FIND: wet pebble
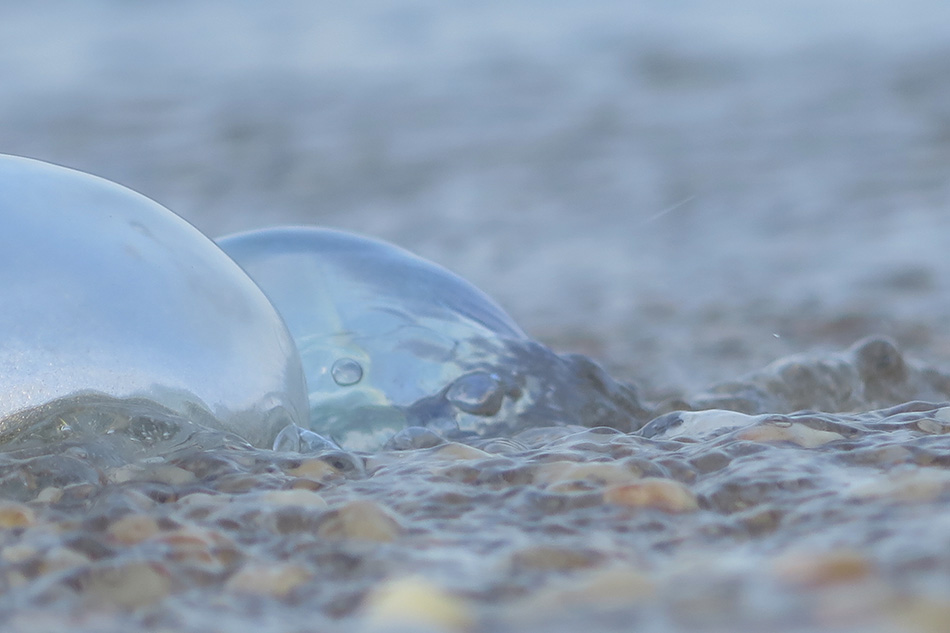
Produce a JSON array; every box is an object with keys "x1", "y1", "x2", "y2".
[
  {"x1": 226, "y1": 562, "x2": 312, "y2": 599},
  {"x1": 79, "y1": 560, "x2": 172, "y2": 609},
  {"x1": 736, "y1": 420, "x2": 845, "y2": 448},
  {"x1": 0, "y1": 502, "x2": 36, "y2": 528},
  {"x1": 603, "y1": 478, "x2": 699, "y2": 513},
  {"x1": 317, "y1": 500, "x2": 403, "y2": 542},
  {"x1": 773, "y1": 549, "x2": 874, "y2": 587},
  {"x1": 361, "y1": 576, "x2": 474, "y2": 632},
  {"x1": 106, "y1": 513, "x2": 161, "y2": 544}
]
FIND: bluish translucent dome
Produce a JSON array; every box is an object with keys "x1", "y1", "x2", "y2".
[
  {"x1": 0, "y1": 155, "x2": 308, "y2": 448},
  {"x1": 218, "y1": 227, "x2": 648, "y2": 451},
  {"x1": 218, "y1": 227, "x2": 530, "y2": 449}
]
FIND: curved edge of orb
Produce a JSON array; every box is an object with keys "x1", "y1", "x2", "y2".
[{"x1": 0, "y1": 154, "x2": 310, "y2": 449}]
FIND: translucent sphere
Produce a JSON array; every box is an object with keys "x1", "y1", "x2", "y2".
[
  {"x1": 218, "y1": 227, "x2": 650, "y2": 451},
  {"x1": 217, "y1": 227, "x2": 531, "y2": 450},
  {"x1": 0, "y1": 155, "x2": 308, "y2": 448}
]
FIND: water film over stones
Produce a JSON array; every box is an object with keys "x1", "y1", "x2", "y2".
[{"x1": 0, "y1": 155, "x2": 309, "y2": 449}]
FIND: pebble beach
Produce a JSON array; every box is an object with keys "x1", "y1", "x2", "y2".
[{"x1": 2, "y1": 2, "x2": 950, "y2": 631}]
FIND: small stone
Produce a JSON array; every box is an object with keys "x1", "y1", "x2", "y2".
[
  {"x1": 40, "y1": 547, "x2": 91, "y2": 574},
  {"x1": 155, "y1": 525, "x2": 236, "y2": 569},
  {"x1": 176, "y1": 492, "x2": 227, "y2": 509},
  {"x1": 82, "y1": 561, "x2": 172, "y2": 608},
  {"x1": 259, "y1": 489, "x2": 328, "y2": 509},
  {"x1": 510, "y1": 546, "x2": 603, "y2": 571},
  {"x1": 917, "y1": 417, "x2": 950, "y2": 434},
  {"x1": 738, "y1": 421, "x2": 844, "y2": 448},
  {"x1": 226, "y1": 562, "x2": 311, "y2": 598},
  {"x1": 107, "y1": 514, "x2": 162, "y2": 544},
  {"x1": 847, "y1": 468, "x2": 950, "y2": 502},
  {"x1": 111, "y1": 463, "x2": 196, "y2": 486},
  {"x1": 34, "y1": 487, "x2": 64, "y2": 503},
  {"x1": 534, "y1": 461, "x2": 640, "y2": 487},
  {"x1": 0, "y1": 502, "x2": 36, "y2": 528},
  {"x1": 362, "y1": 576, "x2": 474, "y2": 632},
  {"x1": 317, "y1": 500, "x2": 402, "y2": 542},
  {"x1": 512, "y1": 564, "x2": 654, "y2": 615},
  {"x1": 894, "y1": 597, "x2": 950, "y2": 633},
  {"x1": 2, "y1": 544, "x2": 37, "y2": 563},
  {"x1": 604, "y1": 478, "x2": 698, "y2": 513},
  {"x1": 431, "y1": 443, "x2": 491, "y2": 461},
  {"x1": 286, "y1": 458, "x2": 341, "y2": 481},
  {"x1": 774, "y1": 550, "x2": 873, "y2": 587}
]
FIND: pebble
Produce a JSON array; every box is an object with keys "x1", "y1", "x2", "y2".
[
  {"x1": 258, "y1": 488, "x2": 328, "y2": 509},
  {"x1": 2, "y1": 544, "x2": 38, "y2": 563},
  {"x1": 82, "y1": 561, "x2": 172, "y2": 608},
  {"x1": 40, "y1": 546, "x2": 92, "y2": 574},
  {"x1": 155, "y1": 525, "x2": 239, "y2": 571},
  {"x1": 226, "y1": 562, "x2": 312, "y2": 598},
  {"x1": 511, "y1": 564, "x2": 654, "y2": 615},
  {"x1": 773, "y1": 549, "x2": 874, "y2": 587},
  {"x1": 34, "y1": 487, "x2": 63, "y2": 503},
  {"x1": 603, "y1": 478, "x2": 698, "y2": 512},
  {"x1": 317, "y1": 500, "x2": 403, "y2": 542},
  {"x1": 106, "y1": 514, "x2": 162, "y2": 544},
  {"x1": 361, "y1": 576, "x2": 474, "y2": 632},
  {"x1": 0, "y1": 502, "x2": 36, "y2": 528},
  {"x1": 286, "y1": 458, "x2": 343, "y2": 481},
  {"x1": 737, "y1": 421, "x2": 845, "y2": 448},
  {"x1": 533, "y1": 461, "x2": 641, "y2": 487},
  {"x1": 846, "y1": 468, "x2": 950, "y2": 502},
  {"x1": 431, "y1": 443, "x2": 492, "y2": 461},
  {"x1": 510, "y1": 545, "x2": 603, "y2": 571},
  {"x1": 110, "y1": 463, "x2": 196, "y2": 486}
]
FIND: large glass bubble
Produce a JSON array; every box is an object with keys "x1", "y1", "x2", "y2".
[
  {"x1": 0, "y1": 155, "x2": 308, "y2": 449},
  {"x1": 218, "y1": 227, "x2": 649, "y2": 451}
]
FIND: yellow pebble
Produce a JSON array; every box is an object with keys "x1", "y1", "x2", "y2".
[
  {"x1": 0, "y1": 502, "x2": 36, "y2": 528},
  {"x1": 431, "y1": 443, "x2": 492, "y2": 461},
  {"x1": 111, "y1": 463, "x2": 195, "y2": 486},
  {"x1": 287, "y1": 458, "x2": 340, "y2": 480},
  {"x1": 318, "y1": 500, "x2": 403, "y2": 542},
  {"x1": 83, "y1": 561, "x2": 172, "y2": 608},
  {"x1": 534, "y1": 461, "x2": 640, "y2": 487},
  {"x1": 362, "y1": 576, "x2": 474, "y2": 632},
  {"x1": 603, "y1": 478, "x2": 698, "y2": 513},
  {"x1": 226, "y1": 562, "x2": 311, "y2": 599},
  {"x1": 2, "y1": 544, "x2": 37, "y2": 563},
  {"x1": 40, "y1": 547, "x2": 91, "y2": 574},
  {"x1": 511, "y1": 564, "x2": 653, "y2": 616},
  {"x1": 107, "y1": 514, "x2": 162, "y2": 544},
  {"x1": 738, "y1": 421, "x2": 844, "y2": 448},
  {"x1": 773, "y1": 549, "x2": 873, "y2": 587}
]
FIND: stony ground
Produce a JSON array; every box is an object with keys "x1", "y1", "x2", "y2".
[{"x1": 1, "y1": 2, "x2": 950, "y2": 632}]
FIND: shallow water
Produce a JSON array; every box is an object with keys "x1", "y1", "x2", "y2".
[
  {"x1": 2, "y1": 1, "x2": 950, "y2": 632},
  {"x1": 3, "y1": 342, "x2": 950, "y2": 633}
]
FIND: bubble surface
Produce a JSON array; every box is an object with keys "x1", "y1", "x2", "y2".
[
  {"x1": 218, "y1": 227, "x2": 648, "y2": 450},
  {"x1": 0, "y1": 155, "x2": 308, "y2": 449}
]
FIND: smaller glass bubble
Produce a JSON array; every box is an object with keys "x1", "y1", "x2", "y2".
[
  {"x1": 331, "y1": 358, "x2": 364, "y2": 386},
  {"x1": 446, "y1": 371, "x2": 505, "y2": 416}
]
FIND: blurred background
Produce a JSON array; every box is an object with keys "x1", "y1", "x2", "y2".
[{"x1": 2, "y1": 0, "x2": 949, "y2": 401}]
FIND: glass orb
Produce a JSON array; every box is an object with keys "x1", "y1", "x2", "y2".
[{"x1": 0, "y1": 155, "x2": 308, "y2": 448}]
